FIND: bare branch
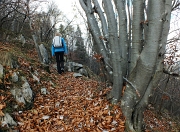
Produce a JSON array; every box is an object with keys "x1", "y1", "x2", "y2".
[{"x1": 123, "y1": 77, "x2": 141, "y2": 97}]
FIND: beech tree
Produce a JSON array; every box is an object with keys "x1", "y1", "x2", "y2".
[{"x1": 79, "y1": 0, "x2": 174, "y2": 131}]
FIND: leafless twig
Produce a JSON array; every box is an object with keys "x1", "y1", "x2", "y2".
[{"x1": 123, "y1": 77, "x2": 140, "y2": 97}]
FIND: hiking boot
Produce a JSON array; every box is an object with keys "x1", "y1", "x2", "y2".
[
  {"x1": 58, "y1": 71, "x2": 62, "y2": 74},
  {"x1": 61, "y1": 68, "x2": 64, "y2": 73}
]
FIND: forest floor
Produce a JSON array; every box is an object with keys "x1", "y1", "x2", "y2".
[{"x1": 0, "y1": 42, "x2": 180, "y2": 132}]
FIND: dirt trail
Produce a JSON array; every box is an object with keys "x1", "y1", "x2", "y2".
[{"x1": 15, "y1": 72, "x2": 125, "y2": 132}]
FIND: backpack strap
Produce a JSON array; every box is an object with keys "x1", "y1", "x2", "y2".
[
  {"x1": 60, "y1": 37, "x2": 63, "y2": 47},
  {"x1": 59, "y1": 36, "x2": 60, "y2": 44}
]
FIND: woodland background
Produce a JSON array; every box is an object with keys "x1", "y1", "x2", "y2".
[{"x1": 0, "y1": 0, "x2": 180, "y2": 131}]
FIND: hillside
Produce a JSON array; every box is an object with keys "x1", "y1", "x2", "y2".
[{"x1": 0, "y1": 42, "x2": 179, "y2": 132}]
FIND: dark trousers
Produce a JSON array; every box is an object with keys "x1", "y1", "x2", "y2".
[{"x1": 55, "y1": 52, "x2": 64, "y2": 74}]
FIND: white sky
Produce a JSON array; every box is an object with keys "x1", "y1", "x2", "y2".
[
  {"x1": 37, "y1": 0, "x2": 83, "y2": 26},
  {"x1": 40, "y1": 0, "x2": 179, "y2": 44},
  {"x1": 53, "y1": 0, "x2": 80, "y2": 19},
  {"x1": 50, "y1": 0, "x2": 86, "y2": 33}
]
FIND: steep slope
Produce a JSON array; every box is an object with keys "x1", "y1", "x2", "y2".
[{"x1": 0, "y1": 42, "x2": 179, "y2": 132}]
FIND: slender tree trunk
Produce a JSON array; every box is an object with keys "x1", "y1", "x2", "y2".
[
  {"x1": 103, "y1": 0, "x2": 123, "y2": 102},
  {"x1": 121, "y1": 0, "x2": 172, "y2": 131},
  {"x1": 79, "y1": 0, "x2": 173, "y2": 131},
  {"x1": 79, "y1": 0, "x2": 112, "y2": 83},
  {"x1": 130, "y1": 0, "x2": 144, "y2": 73},
  {"x1": 29, "y1": 19, "x2": 42, "y2": 63},
  {"x1": 25, "y1": 0, "x2": 42, "y2": 63},
  {"x1": 114, "y1": 0, "x2": 128, "y2": 77}
]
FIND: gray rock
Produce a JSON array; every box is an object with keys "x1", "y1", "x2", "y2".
[
  {"x1": 11, "y1": 72, "x2": 18, "y2": 82},
  {"x1": 41, "y1": 88, "x2": 47, "y2": 95},
  {"x1": 20, "y1": 76, "x2": 27, "y2": 82},
  {"x1": 10, "y1": 81, "x2": 33, "y2": 104},
  {"x1": 78, "y1": 68, "x2": 88, "y2": 77},
  {"x1": 73, "y1": 73, "x2": 83, "y2": 78},
  {"x1": 32, "y1": 73, "x2": 39, "y2": 83},
  {"x1": 39, "y1": 44, "x2": 49, "y2": 64},
  {"x1": 0, "y1": 64, "x2": 3, "y2": 79},
  {"x1": 10, "y1": 88, "x2": 26, "y2": 104},
  {"x1": 22, "y1": 82, "x2": 33, "y2": 103},
  {"x1": 65, "y1": 62, "x2": 83, "y2": 72},
  {"x1": 1, "y1": 113, "x2": 17, "y2": 127}
]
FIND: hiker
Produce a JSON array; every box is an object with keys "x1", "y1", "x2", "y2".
[{"x1": 51, "y1": 32, "x2": 68, "y2": 74}]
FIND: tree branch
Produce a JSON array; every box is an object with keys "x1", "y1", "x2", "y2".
[
  {"x1": 163, "y1": 68, "x2": 179, "y2": 76},
  {"x1": 123, "y1": 77, "x2": 140, "y2": 97}
]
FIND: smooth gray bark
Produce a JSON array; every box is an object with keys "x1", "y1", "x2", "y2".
[
  {"x1": 121, "y1": 0, "x2": 172, "y2": 131},
  {"x1": 103, "y1": 0, "x2": 123, "y2": 101},
  {"x1": 132, "y1": 1, "x2": 172, "y2": 128},
  {"x1": 92, "y1": 0, "x2": 109, "y2": 40},
  {"x1": 130, "y1": 0, "x2": 144, "y2": 73},
  {"x1": 114, "y1": 0, "x2": 128, "y2": 77},
  {"x1": 79, "y1": 0, "x2": 173, "y2": 131},
  {"x1": 79, "y1": 0, "x2": 112, "y2": 82}
]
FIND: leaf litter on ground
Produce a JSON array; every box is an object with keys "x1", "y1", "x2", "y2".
[
  {"x1": 0, "y1": 43, "x2": 179, "y2": 132},
  {"x1": 15, "y1": 72, "x2": 125, "y2": 132}
]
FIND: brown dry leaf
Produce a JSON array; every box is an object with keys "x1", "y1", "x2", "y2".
[
  {"x1": 0, "y1": 96, "x2": 5, "y2": 101},
  {"x1": 105, "y1": 116, "x2": 113, "y2": 123},
  {"x1": 0, "y1": 79, "x2": 3, "y2": 84},
  {"x1": 15, "y1": 73, "x2": 125, "y2": 132},
  {"x1": 0, "y1": 103, "x2": 6, "y2": 110},
  {"x1": 32, "y1": 109, "x2": 38, "y2": 115},
  {"x1": 0, "y1": 110, "x2": 4, "y2": 116}
]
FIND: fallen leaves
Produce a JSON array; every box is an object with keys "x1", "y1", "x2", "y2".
[
  {"x1": 1, "y1": 42, "x2": 179, "y2": 132},
  {"x1": 0, "y1": 96, "x2": 5, "y2": 102},
  {"x1": 144, "y1": 109, "x2": 180, "y2": 132},
  {"x1": 0, "y1": 102, "x2": 6, "y2": 110},
  {"x1": 15, "y1": 73, "x2": 125, "y2": 132},
  {"x1": 0, "y1": 96, "x2": 6, "y2": 117}
]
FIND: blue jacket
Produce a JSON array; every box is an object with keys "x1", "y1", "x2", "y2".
[{"x1": 51, "y1": 37, "x2": 68, "y2": 56}]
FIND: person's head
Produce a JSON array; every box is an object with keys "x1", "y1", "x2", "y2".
[{"x1": 55, "y1": 32, "x2": 61, "y2": 36}]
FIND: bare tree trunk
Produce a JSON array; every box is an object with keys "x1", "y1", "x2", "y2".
[
  {"x1": 79, "y1": 0, "x2": 112, "y2": 83},
  {"x1": 79, "y1": 0, "x2": 173, "y2": 131},
  {"x1": 103, "y1": 0, "x2": 123, "y2": 102},
  {"x1": 121, "y1": 0, "x2": 172, "y2": 131},
  {"x1": 24, "y1": 0, "x2": 43, "y2": 63},
  {"x1": 130, "y1": 0, "x2": 144, "y2": 73},
  {"x1": 29, "y1": 19, "x2": 42, "y2": 63},
  {"x1": 114, "y1": 0, "x2": 128, "y2": 77}
]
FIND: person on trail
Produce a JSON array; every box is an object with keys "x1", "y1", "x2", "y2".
[{"x1": 51, "y1": 32, "x2": 68, "y2": 74}]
